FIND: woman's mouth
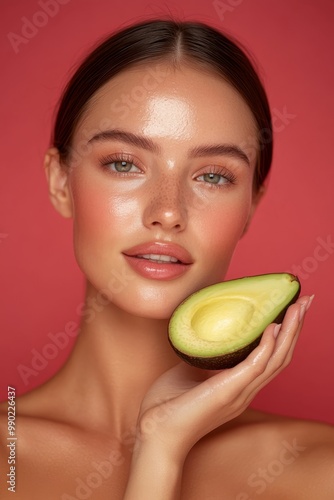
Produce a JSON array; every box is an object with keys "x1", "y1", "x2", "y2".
[
  {"x1": 137, "y1": 254, "x2": 180, "y2": 264},
  {"x1": 122, "y1": 242, "x2": 193, "y2": 280}
]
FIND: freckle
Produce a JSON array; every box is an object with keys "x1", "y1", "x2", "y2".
[{"x1": 150, "y1": 177, "x2": 183, "y2": 205}]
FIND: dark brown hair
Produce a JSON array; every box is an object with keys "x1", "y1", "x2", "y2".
[{"x1": 52, "y1": 18, "x2": 273, "y2": 190}]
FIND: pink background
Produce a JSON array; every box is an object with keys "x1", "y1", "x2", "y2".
[{"x1": 1, "y1": 0, "x2": 333, "y2": 424}]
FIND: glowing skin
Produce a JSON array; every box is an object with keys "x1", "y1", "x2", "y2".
[
  {"x1": 66, "y1": 63, "x2": 259, "y2": 319},
  {"x1": 6, "y1": 58, "x2": 324, "y2": 500},
  {"x1": 143, "y1": 95, "x2": 193, "y2": 139}
]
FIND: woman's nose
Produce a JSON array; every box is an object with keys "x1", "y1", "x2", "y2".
[{"x1": 142, "y1": 177, "x2": 188, "y2": 232}]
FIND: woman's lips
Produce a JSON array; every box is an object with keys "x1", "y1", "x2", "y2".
[
  {"x1": 123, "y1": 241, "x2": 193, "y2": 264},
  {"x1": 122, "y1": 241, "x2": 193, "y2": 280}
]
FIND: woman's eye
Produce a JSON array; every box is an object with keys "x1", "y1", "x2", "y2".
[
  {"x1": 197, "y1": 172, "x2": 229, "y2": 185},
  {"x1": 111, "y1": 160, "x2": 141, "y2": 173}
]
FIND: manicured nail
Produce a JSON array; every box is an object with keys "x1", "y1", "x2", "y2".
[
  {"x1": 306, "y1": 294, "x2": 315, "y2": 311},
  {"x1": 299, "y1": 303, "x2": 306, "y2": 321},
  {"x1": 273, "y1": 323, "x2": 282, "y2": 338}
]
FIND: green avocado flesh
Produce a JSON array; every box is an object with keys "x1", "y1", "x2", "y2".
[{"x1": 168, "y1": 273, "x2": 301, "y2": 369}]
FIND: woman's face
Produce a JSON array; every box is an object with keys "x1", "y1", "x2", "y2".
[{"x1": 64, "y1": 62, "x2": 260, "y2": 319}]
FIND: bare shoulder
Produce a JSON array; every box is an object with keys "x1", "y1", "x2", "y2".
[
  {"x1": 0, "y1": 387, "x2": 98, "y2": 499},
  {"x1": 288, "y1": 416, "x2": 334, "y2": 499},
  {"x1": 0, "y1": 388, "x2": 58, "y2": 498},
  {"x1": 0, "y1": 386, "x2": 130, "y2": 499},
  {"x1": 181, "y1": 408, "x2": 334, "y2": 500}
]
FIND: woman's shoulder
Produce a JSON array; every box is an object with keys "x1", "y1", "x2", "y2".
[
  {"x1": 0, "y1": 383, "x2": 99, "y2": 452},
  {"x1": 0, "y1": 383, "x2": 60, "y2": 443},
  {"x1": 0, "y1": 387, "x2": 123, "y2": 499},
  {"x1": 181, "y1": 408, "x2": 334, "y2": 499}
]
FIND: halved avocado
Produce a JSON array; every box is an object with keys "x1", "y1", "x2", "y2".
[{"x1": 168, "y1": 273, "x2": 301, "y2": 369}]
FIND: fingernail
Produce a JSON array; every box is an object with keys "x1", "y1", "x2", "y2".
[
  {"x1": 299, "y1": 303, "x2": 306, "y2": 321},
  {"x1": 273, "y1": 323, "x2": 282, "y2": 338},
  {"x1": 306, "y1": 294, "x2": 315, "y2": 311}
]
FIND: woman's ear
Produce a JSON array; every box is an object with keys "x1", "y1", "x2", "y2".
[
  {"x1": 242, "y1": 184, "x2": 266, "y2": 237},
  {"x1": 44, "y1": 148, "x2": 73, "y2": 218}
]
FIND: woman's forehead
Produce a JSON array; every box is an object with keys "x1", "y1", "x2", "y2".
[{"x1": 76, "y1": 62, "x2": 258, "y2": 150}]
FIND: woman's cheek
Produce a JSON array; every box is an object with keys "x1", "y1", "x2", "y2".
[
  {"x1": 71, "y1": 186, "x2": 109, "y2": 247},
  {"x1": 68, "y1": 175, "x2": 124, "y2": 271},
  {"x1": 71, "y1": 167, "x2": 128, "y2": 225},
  {"x1": 196, "y1": 195, "x2": 252, "y2": 277}
]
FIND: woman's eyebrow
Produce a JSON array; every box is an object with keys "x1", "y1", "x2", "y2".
[
  {"x1": 88, "y1": 128, "x2": 159, "y2": 154},
  {"x1": 88, "y1": 129, "x2": 250, "y2": 166},
  {"x1": 189, "y1": 144, "x2": 250, "y2": 166}
]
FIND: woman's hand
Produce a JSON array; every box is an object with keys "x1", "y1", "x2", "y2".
[
  {"x1": 137, "y1": 295, "x2": 312, "y2": 457},
  {"x1": 123, "y1": 295, "x2": 313, "y2": 500}
]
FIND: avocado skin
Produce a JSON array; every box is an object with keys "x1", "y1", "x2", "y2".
[
  {"x1": 168, "y1": 276, "x2": 301, "y2": 370},
  {"x1": 170, "y1": 335, "x2": 262, "y2": 369}
]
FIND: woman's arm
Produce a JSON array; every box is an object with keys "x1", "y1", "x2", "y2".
[
  {"x1": 123, "y1": 440, "x2": 184, "y2": 500},
  {"x1": 123, "y1": 296, "x2": 311, "y2": 499}
]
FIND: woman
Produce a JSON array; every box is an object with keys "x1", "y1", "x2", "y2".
[{"x1": 1, "y1": 18, "x2": 333, "y2": 499}]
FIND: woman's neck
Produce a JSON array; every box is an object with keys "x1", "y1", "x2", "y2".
[{"x1": 54, "y1": 281, "x2": 181, "y2": 436}]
